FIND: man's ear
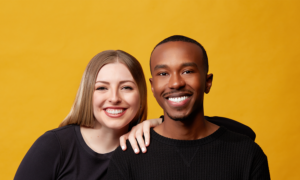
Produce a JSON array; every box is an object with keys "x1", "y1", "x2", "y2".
[
  {"x1": 149, "y1": 78, "x2": 154, "y2": 93},
  {"x1": 205, "y1": 74, "x2": 213, "y2": 94}
]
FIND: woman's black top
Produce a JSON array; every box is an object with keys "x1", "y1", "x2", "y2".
[{"x1": 14, "y1": 125, "x2": 113, "y2": 180}]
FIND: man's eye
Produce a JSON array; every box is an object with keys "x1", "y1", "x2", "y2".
[
  {"x1": 158, "y1": 72, "x2": 168, "y2": 76},
  {"x1": 183, "y1": 70, "x2": 192, "y2": 74},
  {"x1": 122, "y1": 86, "x2": 133, "y2": 90},
  {"x1": 96, "y1": 87, "x2": 107, "y2": 90}
]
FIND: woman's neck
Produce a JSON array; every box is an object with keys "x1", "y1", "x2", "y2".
[{"x1": 80, "y1": 123, "x2": 128, "y2": 154}]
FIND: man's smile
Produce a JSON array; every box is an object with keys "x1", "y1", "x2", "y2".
[{"x1": 168, "y1": 96, "x2": 189, "y2": 103}]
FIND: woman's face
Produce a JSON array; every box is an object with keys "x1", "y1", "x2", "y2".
[{"x1": 93, "y1": 62, "x2": 140, "y2": 130}]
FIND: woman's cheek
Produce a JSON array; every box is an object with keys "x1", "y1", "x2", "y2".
[{"x1": 126, "y1": 91, "x2": 140, "y2": 109}]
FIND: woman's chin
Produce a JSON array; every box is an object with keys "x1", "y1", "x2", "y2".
[{"x1": 100, "y1": 121, "x2": 131, "y2": 131}]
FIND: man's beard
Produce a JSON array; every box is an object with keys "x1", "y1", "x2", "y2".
[
  {"x1": 165, "y1": 105, "x2": 200, "y2": 122},
  {"x1": 166, "y1": 111, "x2": 190, "y2": 121}
]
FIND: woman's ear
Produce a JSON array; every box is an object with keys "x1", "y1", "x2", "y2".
[{"x1": 205, "y1": 74, "x2": 213, "y2": 94}]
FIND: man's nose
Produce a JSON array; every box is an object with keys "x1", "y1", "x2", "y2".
[{"x1": 168, "y1": 73, "x2": 186, "y2": 89}]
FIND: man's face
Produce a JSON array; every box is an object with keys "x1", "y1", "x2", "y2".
[{"x1": 150, "y1": 41, "x2": 212, "y2": 121}]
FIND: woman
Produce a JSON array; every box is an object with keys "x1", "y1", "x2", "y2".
[{"x1": 14, "y1": 50, "x2": 161, "y2": 180}]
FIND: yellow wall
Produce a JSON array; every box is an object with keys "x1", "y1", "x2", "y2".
[{"x1": 1, "y1": 0, "x2": 299, "y2": 179}]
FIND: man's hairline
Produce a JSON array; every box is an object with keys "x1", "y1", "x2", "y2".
[{"x1": 150, "y1": 41, "x2": 207, "y2": 75}]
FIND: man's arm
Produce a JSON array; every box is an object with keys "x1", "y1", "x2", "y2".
[
  {"x1": 251, "y1": 158, "x2": 270, "y2": 180},
  {"x1": 250, "y1": 144, "x2": 271, "y2": 180}
]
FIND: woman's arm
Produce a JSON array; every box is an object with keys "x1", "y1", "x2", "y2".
[
  {"x1": 14, "y1": 132, "x2": 61, "y2": 180},
  {"x1": 119, "y1": 118, "x2": 162, "y2": 154}
]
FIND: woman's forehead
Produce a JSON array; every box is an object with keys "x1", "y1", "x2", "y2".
[{"x1": 96, "y1": 63, "x2": 134, "y2": 81}]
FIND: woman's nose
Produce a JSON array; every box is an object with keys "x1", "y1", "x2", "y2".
[{"x1": 108, "y1": 90, "x2": 122, "y2": 104}]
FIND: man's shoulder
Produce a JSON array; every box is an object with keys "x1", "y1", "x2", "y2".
[
  {"x1": 112, "y1": 140, "x2": 138, "y2": 159},
  {"x1": 220, "y1": 127, "x2": 265, "y2": 155},
  {"x1": 205, "y1": 116, "x2": 256, "y2": 141},
  {"x1": 109, "y1": 140, "x2": 139, "y2": 178}
]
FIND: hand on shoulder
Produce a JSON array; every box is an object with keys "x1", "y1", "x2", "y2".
[{"x1": 119, "y1": 118, "x2": 162, "y2": 154}]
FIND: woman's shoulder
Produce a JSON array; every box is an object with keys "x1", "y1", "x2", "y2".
[
  {"x1": 45, "y1": 124, "x2": 79, "y2": 135},
  {"x1": 13, "y1": 125, "x2": 77, "y2": 179},
  {"x1": 29, "y1": 125, "x2": 77, "y2": 153},
  {"x1": 44, "y1": 124, "x2": 79, "y2": 150}
]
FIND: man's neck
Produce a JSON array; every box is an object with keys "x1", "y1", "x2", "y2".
[{"x1": 154, "y1": 111, "x2": 219, "y2": 140}]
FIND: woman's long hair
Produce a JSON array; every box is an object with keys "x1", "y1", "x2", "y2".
[{"x1": 59, "y1": 50, "x2": 147, "y2": 128}]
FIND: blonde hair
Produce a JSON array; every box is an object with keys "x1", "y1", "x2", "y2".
[{"x1": 59, "y1": 50, "x2": 147, "y2": 128}]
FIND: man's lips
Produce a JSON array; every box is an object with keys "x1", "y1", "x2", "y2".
[
  {"x1": 166, "y1": 95, "x2": 191, "y2": 105},
  {"x1": 168, "y1": 96, "x2": 189, "y2": 103},
  {"x1": 163, "y1": 90, "x2": 193, "y2": 99},
  {"x1": 162, "y1": 91, "x2": 193, "y2": 107}
]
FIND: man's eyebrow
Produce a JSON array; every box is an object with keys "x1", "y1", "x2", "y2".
[
  {"x1": 154, "y1": 64, "x2": 168, "y2": 71},
  {"x1": 181, "y1": 62, "x2": 198, "y2": 68}
]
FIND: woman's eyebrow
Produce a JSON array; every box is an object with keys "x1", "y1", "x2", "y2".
[
  {"x1": 119, "y1": 80, "x2": 136, "y2": 84},
  {"x1": 95, "y1": 80, "x2": 136, "y2": 84},
  {"x1": 95, "y1": 81, "x2": 109, "y2": 84}
]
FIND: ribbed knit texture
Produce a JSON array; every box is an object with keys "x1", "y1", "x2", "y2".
[{"x1": 107, "y1": 127, "x2": 270, "y2": 180}]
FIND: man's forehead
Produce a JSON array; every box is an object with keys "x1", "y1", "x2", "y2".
[{"x1": 150, "y1": 41, "x2": 204, "y2": 70}]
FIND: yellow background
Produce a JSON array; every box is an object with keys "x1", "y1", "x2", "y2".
[{"x1": 1, "y1": 0, "x2": 299, "y2": 179}]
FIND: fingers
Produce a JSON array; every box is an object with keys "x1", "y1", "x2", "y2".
[
  {"x1": 136, "y1": 130, "x2": 147, "y2": 153},
  {"x1": 119, "y1": 133, "x2": 128, "y2": 151},
  {"x1": 143, "y1": 122, "x2": 151, "y2": 147},
  {"x1": 128, "y1": 130, "x2": 140, "y2": 154},
  {"x1": 125, "y1": 119, "x2": 160, "y2": 154}
]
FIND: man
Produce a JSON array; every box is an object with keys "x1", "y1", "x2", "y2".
[{"x1": 107, "y1": 35, "x2": 270, "y2": 179}]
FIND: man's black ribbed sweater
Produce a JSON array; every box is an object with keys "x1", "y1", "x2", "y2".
[{"x1": 107, "y1": 127, "x2": 270, "y2": 180}]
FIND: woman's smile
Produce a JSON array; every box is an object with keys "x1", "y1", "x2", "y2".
[{"x1": 104, "y1": 107, "x2": 127, "y2": 118}]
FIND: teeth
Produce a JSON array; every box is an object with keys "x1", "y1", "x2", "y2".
[
  {"x1": 168, "y1": 96, "x2": 188, "y2": 103},
  {"x1": 106, "y1": 109, "x2": 124, "y2": 114}
]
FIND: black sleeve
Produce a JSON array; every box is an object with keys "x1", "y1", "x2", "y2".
[
  {"x1": 250, "y1": 144, "x2": 271, "y2": 180},
  {"x1": 14, "y1": 131, "x2": 61, "y2": 180}
]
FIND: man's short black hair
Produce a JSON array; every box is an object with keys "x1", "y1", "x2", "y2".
[{"x1": 150, "y1": 35, "x2": 209, "y2": 74}]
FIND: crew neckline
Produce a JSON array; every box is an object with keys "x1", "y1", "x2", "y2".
[
  {"x1": 150, "y1": 126, "x2": 226, "y2": 147},
  {"x1": 74, "y1": 125, "x2": 114, "y2": 159}
]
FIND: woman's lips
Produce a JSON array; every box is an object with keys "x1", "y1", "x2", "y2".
[{"x1": 104, "y1": 108, "x2": 127, "y2": 118}]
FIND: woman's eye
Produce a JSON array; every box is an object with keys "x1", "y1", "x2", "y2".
[
  {"x1": 122, "y1": 86, "x2": 133, "y2": 90},
  {"x1": 96, "y1": 87, "x2": 107, "y2": 90}
]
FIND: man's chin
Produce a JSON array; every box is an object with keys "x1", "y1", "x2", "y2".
[{"x1": 166, "y1": 112, "x2": 189, "y2": 121}]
